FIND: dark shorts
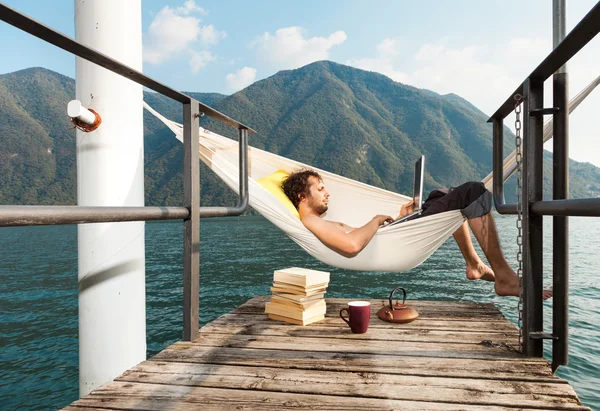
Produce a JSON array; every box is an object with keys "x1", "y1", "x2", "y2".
[{"x1": 420, "y1": 181, "x2": 492, "y2": 219}]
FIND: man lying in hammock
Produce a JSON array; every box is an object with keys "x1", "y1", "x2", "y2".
[{"x1": 282, "y1": 169, "x2": 552, "y2": 300}]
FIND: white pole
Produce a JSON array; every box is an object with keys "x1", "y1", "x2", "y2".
[{"x1": 74, "y1": 0, "x2": 146, "y2": 396}]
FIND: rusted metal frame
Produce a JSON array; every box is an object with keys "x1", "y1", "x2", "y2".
[
  {"x1": 492, "y1": 118, "x2": 518, "y2": 215},
  {"x1": 552, "y1": 66, "x2": 569, "y2": 371},
  {"x1": 531, "y1": 199, "x2": 600, "y2": 215},
  {"x1": 183, "y1": 101, "x2": 201, "y2": 342},
  {"x1": 0, "y1": 206, "x2": 188, "y2": 227},
  {"x1": 199, "y1": 128, "x2": 249, "y2": 218},
  {"x1": 521, "y1": 78, "x2": 545, "y2": 357}
]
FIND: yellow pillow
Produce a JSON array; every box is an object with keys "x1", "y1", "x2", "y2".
[{"x1": 257, "y1": 170, "x2": 300, "y2": 219}]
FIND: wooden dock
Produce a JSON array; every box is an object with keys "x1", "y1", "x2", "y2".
[{"x1": 65, "y1": 297, "x2": 590, "y2": 410}]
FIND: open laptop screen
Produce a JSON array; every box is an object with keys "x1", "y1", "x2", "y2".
[
  {"x1": 384, "y1": 155, "x2": 425, "y2": 228},
  {"x1": 413, "y1": 155, "x2": 425, "y2": 209}
]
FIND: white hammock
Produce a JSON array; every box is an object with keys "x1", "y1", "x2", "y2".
[
  {"x1": 144, "y1": 102, "x2": 465, "y2": 272},
  {"x1": 143, "y1": 75, "x2": 598, "y2": 272}
]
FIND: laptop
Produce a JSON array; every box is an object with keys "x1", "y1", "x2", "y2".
[{"x1": 386, "y1": 155, "x2": 425, "y2": 227}]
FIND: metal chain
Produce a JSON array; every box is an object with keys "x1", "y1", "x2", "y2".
[{"x1": 514, "y1": 94, "x2": 524, "y2": 352}]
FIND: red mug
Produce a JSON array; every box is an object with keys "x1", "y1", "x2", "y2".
[{"x1": 340, "y1": 301, "x2": 371, "y2": 334}]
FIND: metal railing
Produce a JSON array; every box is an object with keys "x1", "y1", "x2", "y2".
[
  {"x1": 0, "y1": 2, "x2": 255, "y2": 342},
  {"x1": 488, "y1": 0, "x2": 600, "y2": 371}
]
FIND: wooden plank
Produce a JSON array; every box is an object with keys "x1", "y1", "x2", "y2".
[
  {"x1": 243, "y1": 296, "x2": 500, "y2": 310},
  {"x1": 236, "y1": 295, "x2": 500, "y2": 313},
  {"x1": 152, "y1": 344, "x2": 554, "y2": 381},
  {"x1": 233, "y1": 297, "x2": 508, "y2": 320},
  {"x1": 133, "y1": 362, "x2": 568, "y2": 395},
  {"x1": 239, "y1": 296, "x2": 502, "y2": 312},
  {"x1": 232, "y1": 306, "x2": 508, "y2": 321},
  {"x1": 207, "y1": 312, "x2": 518, "y2": 332},
  {"x1": 116, "y1": 362, "x2": 583, "y2": 408},
  {"x1": 62, "y1": 298, "x2": 591, "y2": 411},
  {"x1": 189, "y1": 332, "x2": 526, "y2": 360},
  {"x1": 67, "y1": 381, "x2": 591, "y2": 411},
  {"x1": 200, "y1": 319, "x2": 517, "y2": 344}
]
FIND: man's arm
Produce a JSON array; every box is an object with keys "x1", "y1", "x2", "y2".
[
  {"x1": 334, "y1": 221, "x2": 355, "y2": 232},
  {"x1": 302, "y1": 214, "x2": 393, "y2": 258}
]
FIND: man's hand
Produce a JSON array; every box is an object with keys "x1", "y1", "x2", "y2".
[
  {"x1": 398, "y1": 200, "x2": 415, "y2": 219},
  {"x1": 374, "y1": 214, "x2": 394, "y2": 226}
]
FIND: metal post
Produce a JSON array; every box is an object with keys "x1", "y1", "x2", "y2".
[
  {"x1": 492, "y1": 117, "x2": 517, "y2": 214},
  {"x1": 199, "y1": 128, "x2": 250, "y2": 218},
  {"x1": 552, "y1": 0, "x2": 569, "y2": 372},
  {"x1": 492, "y1": 118, "x2": 505, "y2": 206},
  {"x1": 522, "y1": 78, "x2": 545, "y2": 356},
  {"x1": 183, "y1": 101, "x2": 200, "y2": 341},
  {"x1": 238, "y1": 128, "x2": 249, "y2": 204}
]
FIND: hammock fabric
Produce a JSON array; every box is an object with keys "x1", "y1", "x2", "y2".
[
  {"x1": 144, "y1": 103, "x2": 465, "y2": 272},
  {"x1": 144, "y1": 74, "x2": 599, "y2": 272}
]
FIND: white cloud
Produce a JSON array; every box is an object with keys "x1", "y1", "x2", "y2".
[
  {"x1": 346, "y1": 38, "x2": 549, "y2": 116},
  {"x1": 226, "y1": 67, "x2": 257, "y2": 91},
  {"x1": 410, "y1": 43, "x2": 518, "y2": 112},
  {"x1": 377, "y1": 38, "x2": 398, "y2": 58},
  {"x1": 252, "y1": 27, "x2": 346, "y2": 69},
  {"x1": 199, "y1": 24, "x2": 226, "y2": 46},
  {"x1": 190, "y1": 50, "x2": 216, "y2": 73},
  {"x1": 505, "y1": 38, "x2": 550, "y2": 61},
  {"x1": 411, "y1": 39, "x2": 600, "y2": 167},
  {"x1": 144, "y1": 6, "x2": 201, "y2": 64},
  {"x1": 557, "y1": 45, "x2": 600, "y2": 166},
  {"x1": 346, "y1": 39, "x2": 408, "y2": 83},
  {"x1": 345, "y1": 36, "x2": 600, "y2": 166},
  {"x1": 176, "y1": 0, "x2": 206, "y2": 15},
  {"x1": 144, "y1": 1, "x2": 224, "y2": 70}
]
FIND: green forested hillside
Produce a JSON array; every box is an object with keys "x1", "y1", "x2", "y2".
[
  {"x1": 145, "y1": 61, "x2": 514, "y2": 206},
  {"x1": 0, "y1": 63, "x2": 598, "y2": 208},
  {"x1": 0, "y1": 68, "x2": 75, "y2": 204}
]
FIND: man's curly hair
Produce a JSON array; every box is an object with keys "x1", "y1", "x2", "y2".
[{"x1": 282, "y1": 169, "x2": 322, "y2": 210}]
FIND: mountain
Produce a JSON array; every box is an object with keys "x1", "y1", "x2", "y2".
[
  {"x1": 143, "y1": 61, "x2": 600, "y2": 204},
  {"x1": 0, "y1": 63, "x2": 599, "y2": 208},
  {"x1": 145, "y1": 61, "x2": 512, "y2": 205}
]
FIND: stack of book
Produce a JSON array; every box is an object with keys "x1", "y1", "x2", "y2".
[{"x1": 265, "y1": 267, "x2": 330, "y2": 326}]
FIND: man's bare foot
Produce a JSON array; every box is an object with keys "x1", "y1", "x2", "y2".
[
  {"x1": 494, "y1": 275, "x2": 520, "y2": 297},
  {"x1": 466, "y1": 262, "x2": 496, "y2": 282},
  {"x1": 494, "y1": 269, "x2": 553, "y2": 300}
]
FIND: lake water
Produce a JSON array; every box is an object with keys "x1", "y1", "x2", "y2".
[{"x1": 1, "y1": 214, "x2": 599, "y2": 410}]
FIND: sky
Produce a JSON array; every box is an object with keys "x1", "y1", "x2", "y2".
[{"x1": 1, "y1": 0, "x2": 599, "y2": 167}]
